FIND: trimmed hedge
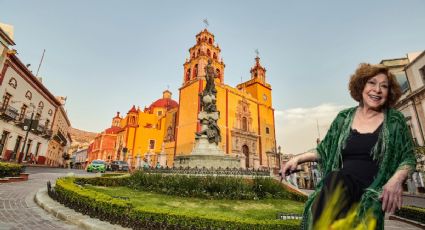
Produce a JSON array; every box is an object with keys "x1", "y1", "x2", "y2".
[
  {"x1": 75, "y1": 171, "x2": 307, "y2": 201},
  {"x1": 101, "y1": 173, "x2": 126, "y2": 177},
  {"x1": 0, "y1": 162, "x2": 24, "y2": 178},
  {"x1": 53, "y1": 177, "x2": 301, "y2": 230},
  {"x1": 395, "y1": 205, "x2": 425, "y2": 224}
]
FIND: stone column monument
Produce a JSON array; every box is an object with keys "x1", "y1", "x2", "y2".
[{"x1": 174, "y1": 59, "x2": 240, "y2": 169}]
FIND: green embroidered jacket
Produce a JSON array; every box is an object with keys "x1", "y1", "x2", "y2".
[{"x1": 302, "y1": 107, "x2": 416, "y2": 230}]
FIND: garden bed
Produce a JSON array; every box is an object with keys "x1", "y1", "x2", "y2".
[{"x1": 50, "y1": 172, "x2": 306, "y2": 229}]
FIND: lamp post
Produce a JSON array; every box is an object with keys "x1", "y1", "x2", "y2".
[
  {"x1": 19, "y1": 111, "x2": 34, "y2": 163},
  {"x1": 17, "y1": 102, "x2": 36, "y2": 163}
]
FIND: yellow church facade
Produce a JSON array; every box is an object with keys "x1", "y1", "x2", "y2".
[
  {"x1": 173, "y1": 29, "x2": 277, "y2": 169},
  {"x1": 91, "y1": 29, "x2": 278, "y2": 169}
]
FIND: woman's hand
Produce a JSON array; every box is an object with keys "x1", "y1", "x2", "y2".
[
  {"x1": 282, "y1": 156, "x2": 299, "y2": 177},
  {"x1": 380, "y1": 169, "x2": 408, "y2": 214}
]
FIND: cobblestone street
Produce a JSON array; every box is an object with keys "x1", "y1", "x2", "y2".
[{"x1": 0, "y1": 167, "x2": 87, "y2": 230}]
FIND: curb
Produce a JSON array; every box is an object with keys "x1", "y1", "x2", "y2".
[
  {"x1": 389, "y1": 215, "x2": 425, "y2": 229},
  {"x1": 34, "y1": 187, "x2": 130, "y2": 230},
  {"x1": 403, "y1": 193, "x2": 425, "y2": 199}
]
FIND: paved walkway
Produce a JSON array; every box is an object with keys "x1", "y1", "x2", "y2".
[{"x1": 0, "y1": 172, "x2": 79, "y2": 230}]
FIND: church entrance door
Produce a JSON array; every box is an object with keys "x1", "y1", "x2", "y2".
[{"x1": 242, "y1": 145, "x2": 249, "y2": 168}]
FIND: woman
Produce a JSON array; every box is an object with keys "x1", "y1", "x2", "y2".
[{"x1": 282, "y1": 63, "x2": 416, "y2": 229}]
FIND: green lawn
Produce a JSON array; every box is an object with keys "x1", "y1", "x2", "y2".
[{"x1": 85, "y1": 185, "x2": 305, "y2": 221}]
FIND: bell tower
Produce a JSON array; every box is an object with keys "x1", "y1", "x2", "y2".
[
  {"x1": 250, "y1": 56, "x2": 266, "y2": 84},
  {"x1": 111, "y1": 112, "x2": 122, "y2": 127},
  {"x1": 182, "y1": 29, "x2": 225, "y2": 85},
  {"x1": 237, "y1": 55, "x2": 272, "y2": 107}
]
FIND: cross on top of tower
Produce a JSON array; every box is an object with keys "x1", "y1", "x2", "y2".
[
  {"x1": 255, "y1": 49, "x2": 259, "y2": 57},
  {"x1": 203, "y1": 19, "x2": 209, "y2": 28}
]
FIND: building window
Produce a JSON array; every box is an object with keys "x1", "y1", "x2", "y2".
[
  {"x1": 242, "y1": 117, "x2": 248, "y2": 131},
  {"x1": 157, "y1": 111, "x2": 163, "y2": 116},
  {"x1": 38, "y1": 101, "x2": 44, "y2": 111},
  {"x1": 45, "y1": 119, "x2": 50, "y2": 129},
  {"x1": 186, "y1": 69, "x2": 191, "y2": 81},
  {"x1": 266, "y1": 127, "x2": 270, "y2": 134},
  {"x1": 395, "y1": 72, "x2": 409, "y2": 93},
  {"x1": 129, "y1": 116, "x2": 135, "y2": 125},
  {"x1": 1, "y1": 93, "x2": 12, "y2": 110},
  {"x1": 193, "y1": 64, "x2": 198, "y2": 78},
  {"x1": 420, "y1": 65, "x2": 425, "y2": 83},
  {"x1": 35, "y1": 113, "x2": 41, "y2": 121},
  {"x1": 19, "y1": 104, "x2": 27, "y2": 121},
  {"x1": 149, "y1": 140, "x2": 155, "y2": 150},
  {"x1": 25, "y1": 91, "x2": 32, "y2": 100},
  {"x1": 8, "y1": 78, "x2": 17, "y2": 89}
]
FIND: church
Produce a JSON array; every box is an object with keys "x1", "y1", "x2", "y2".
[{"x1": 88, "y1": 29, "x2": 278, "y2": 169}]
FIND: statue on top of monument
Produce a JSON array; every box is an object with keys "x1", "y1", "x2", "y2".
[
  {"x1": 203, "y1": 59, "x2": 217, "y2": 96},
  {"x1": 195, "y1": 58, "x2": 222, "y2": 145}
]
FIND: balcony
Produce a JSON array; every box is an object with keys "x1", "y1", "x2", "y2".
[
  {"x1": 34, "y1": 123, "x2": 45, "y2": 135},
  {"x1": 53, "y1": 130, "x2": 67, "y2": 146},
  {"x1": 0, "y1": 103, "x2": 19, "y2": 122},
  {"x1": 43, "y1": 129, "x2": 53, "y2": 139}
]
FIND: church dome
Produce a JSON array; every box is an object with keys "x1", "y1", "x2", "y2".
[
  {"x1": 148, "y1": 90, "x2": 179, "y2": 111},
  {"x1": 148, "y1": 97, "x2": 178, "y2": 110}
]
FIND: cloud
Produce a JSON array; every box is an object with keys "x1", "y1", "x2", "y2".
[{"x1": 275, "y1": 103, "x2": 349, "y2": 154}]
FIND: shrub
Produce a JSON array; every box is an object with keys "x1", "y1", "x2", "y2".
[
  {"x1": 101, "y1": 173, "x2": 127, "y2": 177},
  {"x1": 75, "y1": 171, "x2": 307, "y2": 201},
  {"x1": 74, "y1": 175, "x2": 130, "y2": 187},
  {"x1": 395, "y1": 206, "x2": 425, "y2": 224},
  {"x1": 52, "y1": 177, "x2": 301, "y2": 230},
  {"x1": 0, "y1": 162, "x2": 24, "y2": 178}
]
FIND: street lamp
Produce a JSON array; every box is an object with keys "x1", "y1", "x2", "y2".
[{"x1": 19, "y1": 103, "x2": 36, "y2": 163}]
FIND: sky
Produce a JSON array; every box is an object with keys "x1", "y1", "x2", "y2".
[{"x1": 1, "y1": 0, "x2": 424, "y2": 154}]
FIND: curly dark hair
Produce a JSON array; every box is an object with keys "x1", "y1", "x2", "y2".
[{"x1": 349, "y1": 63, "x2": 402, "y2": 108}]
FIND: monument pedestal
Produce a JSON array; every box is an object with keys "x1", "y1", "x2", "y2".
[{"x1": 174, "y1": 136, "x2": 240, "y2": 169}]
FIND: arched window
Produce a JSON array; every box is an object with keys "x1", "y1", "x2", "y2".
[
  {"x1": 208, "y1": 38, "x2": 212, "y2": 44},
  {"x1": 213, "y1": 53, "x2": 217, "y2": 60},
  {"x1": 216, "y1": 69, "x2": 221, "y2": 82},
  {"x1": 186, "y1": 68, "x2": 191, "y2": 81},
  {"x1": 8, "y1": 78, "x2": 17, "y2": 89},
  {"x1": 25, "y1": 91, "x2": 32, "y2": 100},
  {"x1": 38, "y1": 101, "x2": 44, "y2": 112},
  {"x1": 197, "y1": 49, "x2": 200, "y2": 56},
  {"x1": 207, "y1": 49, "x2": 211, "y2": 57},
  {"x1": 242, "y1": 117, "x2": 248, "y2": 131},
  {"x1": 191, "y1": 52, "x2": 195, "y2": 59},
  {"x1": 197, "y1": 38, "x2": 200, "y2": 43},
  {"x1": 193, "y1": 64, "x2": 198, "y2": 78}
]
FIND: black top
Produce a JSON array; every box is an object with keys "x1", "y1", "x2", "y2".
[{"x1": 341, "y1": 124, "x2": 381, "y2": 188}]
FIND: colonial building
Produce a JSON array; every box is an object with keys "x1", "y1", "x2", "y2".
[
  {"x1": 90, "y1": 29, "x2": 277, "y2": 170},
  {"x1": 113, "y1": 90, "x2": 178, "y2": 167},
  {"x1": 87, "y1": 113, "x2": 123, "y2": 163},
  {"x1": 390, "y1": 52, "x2": 425, "y2": 146},
  {"x1": 46, "y1": 103, "x2": 72, "y2": 167},
  {"x1": 0, "y1": 23, "x2": 71, "y2": 165},
  {"x1": 71, "y1": 148, "x2": 88, "y2": 169},
  {"x1": 390, "y1": 51, "x2": 425, "y2": 193}
]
